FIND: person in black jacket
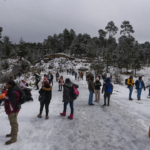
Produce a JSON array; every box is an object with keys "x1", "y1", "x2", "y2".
[
  {"x1": 60, "y1": 78, "x2": 79, "y2": 120},
  {"x1": 102, "y1": 78, "x2": 113, "y2": 106},
  {"x1": 34, "y1": 74, "x2": 40, "y2": 90},
  {"x1": 135, "y1": 76, "x2": 145, "y2": 100},
  {"x1": 94, "y1": 77, "x2": 101, "y2": 103},
  {"x1": 37, "y1": 81, "x2": 52, "y2": 119},
  {"x1": 47, "y1": 72, "x2": 54, "y2": 86}
]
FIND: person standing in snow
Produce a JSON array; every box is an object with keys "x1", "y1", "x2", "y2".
[
  {"x1": 34, "y1": 74, "x2": 40, "y2": 90},
  {"x1": 127, "y1": 75, "x2": 134, "y2": 100},
  {"x1": 58, "y1": 76, "x2": 64, "y2": 91},
  {"x1": 56, "y1": 72, "x2": 59, "y2": 82},
  {"x1": 135, "y1": 77, "x2": 145, "y2": 100},
  {"x1": 94, "y1": 77, "x2": 101, "y2": 103},
  {"x1": 102, "y1": 78, "x2": 113, "y2": 106},
  {"x1": 75, "y1": 72, "x2": 77, "y2": 80},
  {"x1": 88, "y1": 76, "x2": 95, "y2": 105},
  {"x1": 37, "y1": 81, "x2": 52, "y2": 119},
  {"x1": 80, "y1": 72, "x2": 83, "y2": 80},
  {"x1": 42, "y1": 76, "x2": 48, "y2": 87},
  {"x1": 4, "y1": 80, "x2": 21, "y2": 145},
  {"x1": 47, "y1": 72, "x2": 54, "y2": 86},
  {"x1": 60, "y1": 78, "x2": 79, "y2": 120}
]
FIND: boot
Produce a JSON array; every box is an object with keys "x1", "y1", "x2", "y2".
[
  {"x1": 68, "y1": 114, "x2": 73, "y2": 120},
  {"x1": 45, "y1": 116, "x2": 49, "y2": 119},
  {"x1": 6, "y1": 134, "x2": 12, "y2": 138},
  {"x1": 103, "y1": 104, "x2": 106, "y2": 106},
  {"x1": 129, "y1": 98, "x2": 133, "y2": 100},
  {"x1": 60, "y1": 112, "x2": 66, "y2": 116},
  {"x1": 5, "y1": 138, "x2": 17, "y2": 145},
  {"x1": 37, "y1": 114, "x2": 42, "y2": 118}
]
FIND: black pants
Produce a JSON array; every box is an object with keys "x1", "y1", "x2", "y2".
[
  {"x1": 49, "y1": 79, "x2": 53, "y2": 86},
  {"x1": 36, "y1": 81, "x2": 39, "y2": 89},
  {"x1": 104, "y1": 92, "x2": 111, "y2": 105},
  {"x1": 40, "y1": 100, "x2": 51, "y2": 116}
]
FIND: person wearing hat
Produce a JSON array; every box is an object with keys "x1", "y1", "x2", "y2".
[
  {"x1": 4, "y1": 80, "x2": 21, "y2": 145},
  {"x1": 127, "y1": 75, "x2": 134, "y2": 100},
  {"x1": 135, "y1": 77, "x2": 145, "y2": 100},
  {"x1": 94, "y1": 77, "x2": 101, "y2": 103}
]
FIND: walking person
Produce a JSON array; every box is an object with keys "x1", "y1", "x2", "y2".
[
  {"x1": 88, "y1": 76, "x2": 95, "y2": 105},
  {"x1": 75, "y1": 72, "x2": 77, "y2": 80},
  {"x1": 34, "y1": 74, "x2": 40, "y2": 90},
  {"x1": 135, "y1": 77, "x2": 145, "y2": 100},
  {"x1": 4, "y1": 80, "x2": 21, "y2": 145},
  {"x1": 37, "y1": 81, "x2": 52, "y2": 119},
  {"x1": 56, "y1": 72, "x2": 59, "y2": 82},
  {"x1": 102, "y1": 78, "x2": 113, "y2": 106},
  {"x1": 60, "y1": 78, "x2": 79, "y2": 120},
  {"x1": 94, "y1": 77, "x2": 101, "y2": 103},
  {"x1": 47, "y1": 72, "x2": 54, "y2": 86},
  {"x1": 127, "y1": 75, "x2": 134, "y2": 100},
  {"x1": 58, "y1": 76, "x2": 64, "y2": 91},
  {"x1": 80, "y1": 72, "x2": 83, "y2": 80}
]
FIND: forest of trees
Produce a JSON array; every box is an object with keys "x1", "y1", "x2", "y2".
[{"x1": 0, "y1": 21, "x2": 150, "y2": 75}]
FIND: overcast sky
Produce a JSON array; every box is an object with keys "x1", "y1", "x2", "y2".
[{"x1": 0, "y1": 0, "x2": 150, "y2": 43}]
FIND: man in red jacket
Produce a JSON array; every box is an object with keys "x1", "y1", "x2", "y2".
[{"x1": 4, "y1": 80, "x2": 20, "y2": 145}]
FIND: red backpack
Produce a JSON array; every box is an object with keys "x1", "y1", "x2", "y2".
[{"x1": 73, "y1": 86, "x2": 79, "y2": 99}]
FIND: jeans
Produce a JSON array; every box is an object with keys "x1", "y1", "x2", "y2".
[
  {"x1": 129, "y1": 86, "x2": 133, "y2": 99},
  {"x1": 59, "y1": 85, "x2": 63, "y2": 91},
  {"x1": 137, "y1": 88, "x2": 142, "y2": 99},
  {"x1": 64, "y1": 101, "x2": 74, "y2": 114},
  {"x1": 89, "y1": 91, "x2": 93, "y2": 104}
]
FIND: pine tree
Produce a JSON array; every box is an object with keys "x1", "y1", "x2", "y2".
[{"x1": 18, "y1": 37, "x2": 28, "y2": 60}]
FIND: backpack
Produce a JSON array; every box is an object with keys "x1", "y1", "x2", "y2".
[
  {"x1": 72, "y1": 86, "x2": 79, "y2": 99},
  {"x1": 106, "y1": 84, "x2": 112, "y2": 93},
  {"x1": 125, "y1": 79, "x2": 128, "y2": 85},
  {"x1": 18, "y1": 89, "x2": 26, "y2": 105}
]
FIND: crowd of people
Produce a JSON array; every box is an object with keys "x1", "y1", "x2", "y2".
[{"x1": 0, "y1": 69, "x2": 149, "y2": 145}]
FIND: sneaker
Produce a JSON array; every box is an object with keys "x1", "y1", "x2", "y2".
[
  {"x1": 89, "y1": 103, "x2": 95, "y2": 105},
  {"x1": 129, "y1": 98, "x2": 133, "y2": 100},
  {"x1": 103, "y1": 104, "x2": 106, "y2": 106}
]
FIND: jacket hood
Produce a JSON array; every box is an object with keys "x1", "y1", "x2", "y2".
[
  {"x1": 42, "y1": 86, "x2": 52, "y2": 91},
  {"x1": 8, "y1": 85, "x2": 20, "y2": 93},
  {"x1": 105, "y1": 78, "x2": 110, "y2": 83},
  {"x1": 63, "y1": 82, "x2": 73, "y2": 88}
]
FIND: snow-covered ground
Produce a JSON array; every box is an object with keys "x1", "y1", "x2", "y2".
[{"x1": 0, "y1": 73, "x2": 150, "y2": 150}]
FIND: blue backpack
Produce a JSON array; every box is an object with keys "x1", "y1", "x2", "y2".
[{"x1": 106, "y1": 84, "x2": 112, "y2": 93}]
